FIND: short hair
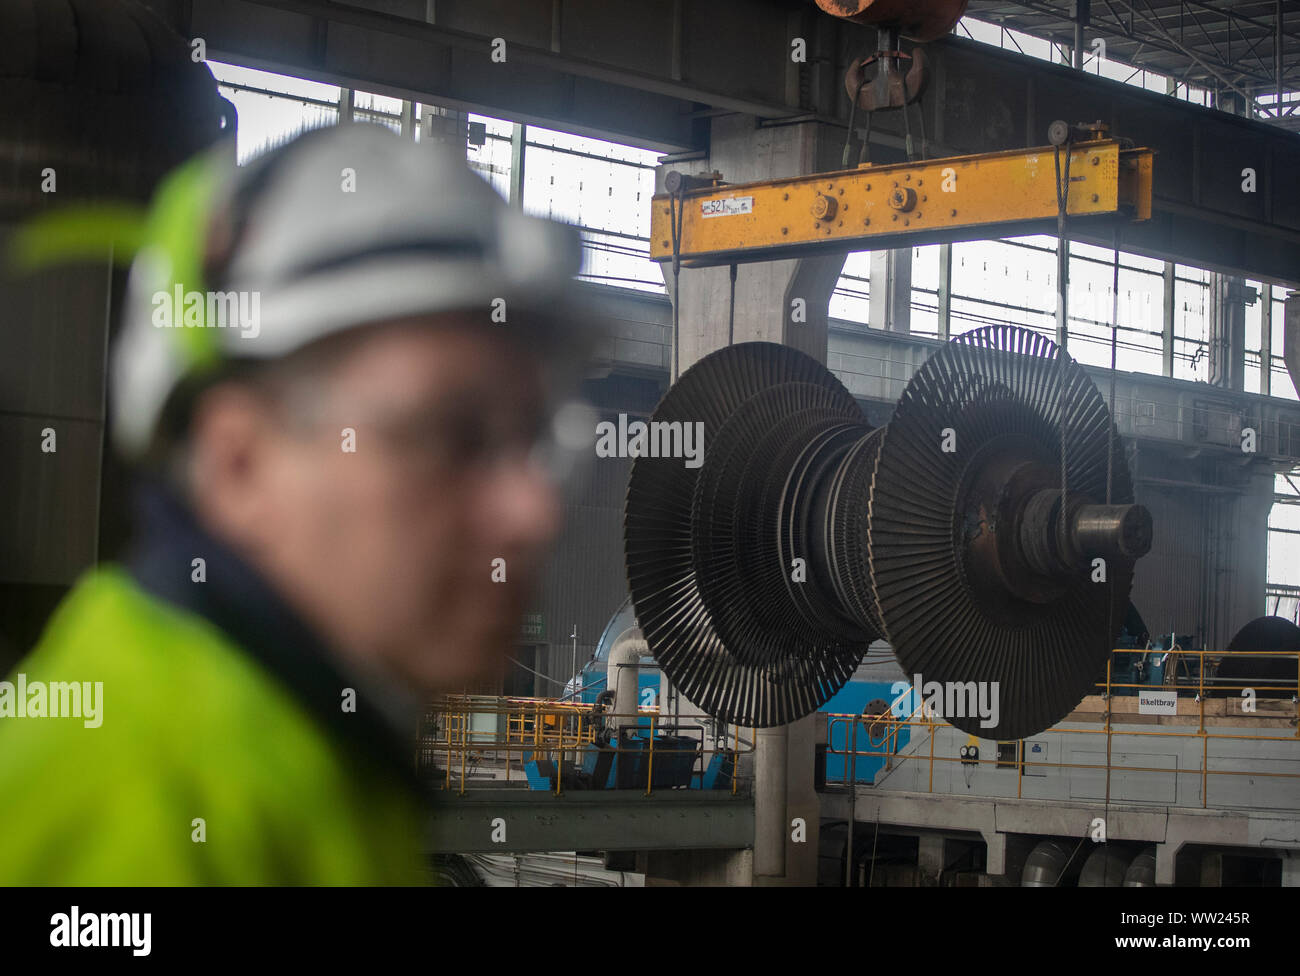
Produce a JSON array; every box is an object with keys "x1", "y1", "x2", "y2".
[{"x1": 141, "y1": 321, "x2": 380, "y2": 492}]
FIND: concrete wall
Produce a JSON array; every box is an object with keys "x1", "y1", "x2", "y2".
[{"x1": 1130, "y1": 453, "x2": 1275, "y2": 651}]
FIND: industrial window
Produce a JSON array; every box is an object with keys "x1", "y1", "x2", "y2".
[
  {"x1": 909, "y1": 245, "x2": 940, "y2": 338},
  {"x1": 464, "y1": 114, "x2": 515, "y2": 199},
  {"x1": 1270, "y1": 293, "x2": 1299, "y2": 400},
  {"x1": 208, "y1": 61, "x2": 341, "y2": 163},
  {"x1": 1245, "y1": 279, "x2": 1265, "y2": 395},
  {"x1": 1062, "y1": 241, "x2": 1165, "y2": 373},
  {"x1": 521, "y1": 125, "x2": 662, "y2": 293},
  {"x1": 1172, "y1": 265, "x2": 1212, "y2": 383},
  {"x1": 350, "y1": 91, "x2": 403, "y2": 132},
  {"x1": 210, "y1": 60, "x2": 664, "y2": 295},
  {"x1": 830, "y1": 252, "x2": 872, "y2": 326},
  {"x1": 1267, "y1": 472, "x2": 1300, "y2": 625},
  {"x1": 950, "y1": 236, "x2": 1058, "y2": 339},
  {"x1": 957, "y1": 17, "x2": 1212, "y2": 106},
  {"x1": 209, "y1": 59, "x2": 1295, "y2": 412}
]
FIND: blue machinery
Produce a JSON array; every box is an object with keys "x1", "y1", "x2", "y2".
[
  {"x1": 523, "y1": 599, "x2": 1300, "y2": 791},
  {"x1": 522, "y1": 598, "x2": 734, "y2": 791}
]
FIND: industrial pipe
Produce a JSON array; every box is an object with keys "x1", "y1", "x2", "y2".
[
  {"x1": 1079, "y1": 845, "x2": 1133, "y2": 887},
  {"x1": 1022, "y1": 838, "x2": 1077, "y2": 886},
  {"x1": 607, "y1": 627, "x2": 647, "y2": 739},
  {"x1": 1123, "y1": 846, "x2": 1158, "y2": 887}
]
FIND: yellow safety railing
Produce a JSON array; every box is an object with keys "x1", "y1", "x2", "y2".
[
  {"x1": 824, "y1": 647, "x2": 1300, "y2": 811},
  {"x1": 419, "y1": 695, "x2": 755, "y2": 797}
]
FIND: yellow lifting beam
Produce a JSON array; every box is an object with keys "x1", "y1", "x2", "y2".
[{"x1": 650, "y1": 139, "x2": 1153, "y2": 269}]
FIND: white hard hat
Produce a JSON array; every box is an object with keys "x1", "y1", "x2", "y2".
[{"x1": 112, "y1": 122, "x2": 597, "y2": 459}]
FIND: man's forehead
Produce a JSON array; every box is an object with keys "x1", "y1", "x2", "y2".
[{"x1": 325, "y1": 318, "x2": 548, "y2": 408}]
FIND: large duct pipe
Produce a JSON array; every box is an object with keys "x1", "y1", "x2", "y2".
[
  {"x1": 1022, "y1": 838, "x2": 1078, "y2": 886},
  {"x1": 1079, "y1": 845, "x2": 1134, "y2": 887},
  {"x1": 607, "y1": 627, "x2": 647, "y2": 738},
  {"x1": 1123, "y1": 846, "x2": 1158, "y2": 886},
  {"x1": 0, "y1": 0, "x2": 226, "y2": 668}
]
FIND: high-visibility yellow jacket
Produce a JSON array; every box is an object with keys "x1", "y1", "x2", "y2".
[{"x1": 0, "y1": 567, "x2": 427, "y2": 885}]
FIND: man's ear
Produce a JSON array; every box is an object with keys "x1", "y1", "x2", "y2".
[{"x1": 186, "y1": 382, "x2": 277, "y2": 543}]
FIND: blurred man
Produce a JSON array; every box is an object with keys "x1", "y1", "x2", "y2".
[{"x1": 0, "y1": 124, "x2": 596, "y2": 883}]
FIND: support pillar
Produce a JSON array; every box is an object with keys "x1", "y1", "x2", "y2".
[
  {"x1": 1072, "y1": 0, "x2": 1091, "y2": 70},
  {"x1": 659, "y1": 114, "x2": 846, "y2": 369},
  {"x1": 753, "y1": 726, "x2": 788, "y2": 884},
  {"x1": 1285, "y1": 294, "x2": 1300, "y2": 398},
  {"x1": 869, "y1": 249, "x2": 912, "y2": 333},
  {"x1": 783, "y1": 714, "x2": 820, "y2": 886},
  {"x1": 1208, "y1": 274, "x2": 1251, "y2": 391},
  {"x1": 917, "y1": 834, "x2": 950, "y2": 886},
  {"x1": 509, "y1": 123, "x2": 527, "y2": 209},
  {"x1": 1283, "y1": 851, "x2": 1300, "y2": 888},
  {"x1": 937, "y1": 243, "x2": 953, "y2": 339},
  {"x1": 1261, "y1": 284, "x2": 1272, "y2": 396},
  {"x1": 657, "y1": 112, "x2": 843, "y2": 886}
]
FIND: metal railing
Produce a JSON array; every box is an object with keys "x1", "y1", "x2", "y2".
[
  {"x1": 420, "y1": 695, "x2": 754, "y2": 797},
  {"x1": 825, "y1": 647, "x2": 1300, "y2": 810}
]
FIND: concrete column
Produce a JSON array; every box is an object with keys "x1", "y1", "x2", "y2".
[
  {"x1": 1156, "y1": 841, "x2": 1177, "y2": 885},
  {"x1": 993, "y1": 833, "x2": 1040, "y2": 885},
  {"x1": 1261, "y1": 284, "x2": 1272, "y2": 396},
  {"x1": 1282, "y1": 851, "x2": 1300, "y2": 888},
  {"x1": 509, "y1": 123, "x2": 527, "y2": 209},
  {"x1": 869, "y1": 249, "x2": 912, "y2": 333},
  {"x1": 753, "y1": 726, "x2": 788, "y2": 883},
  {"x1": 917, "y1": 834, "x2": 949, "y2": 886},
  {"x1": 658, "y1": 112, "x2": 843, "y2": 887},
  {"x1": 751, "y1": 716, "x2": 820, "y2": 886},
  {"x1": 783, "y1": 713, "x2": 820, "y2": 885},
  {"x1": 1208, "y1": 274, "x2": 1250, "y2": 391},
  {"x1": 660, "y1": 114, "x2": 846, "y2": 371},
  {"x1": 937, "y1": 243, "x2": 953, "y2": 339}
]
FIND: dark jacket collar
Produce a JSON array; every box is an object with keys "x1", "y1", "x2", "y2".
[{"x1": 126, "y1": 479, "x2": 426, "y2": 799}]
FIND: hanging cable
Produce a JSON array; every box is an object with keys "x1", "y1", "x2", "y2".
[
  {"x1": 728, "y1": 262, "x2": 738, "y2": 345},
  {"x1": 901, "y1": 70, "x2": 914, "y2": 162},
  {"x1": 1054, "y1": 137, "x2": 1074, "y2": 559},
  {"x1": 1108, "y1": 229, "x2": 1120, "y2": 505},
  {"x1": 916, "y1": 72, "x2": 928, "y2": 160},
  {"x1": 842, "y1": 69, "x2": 869, "y2": 169},
  {"x1": 858, "y1": 110, "x2": 873, "y2": 166},
  {"x1": 505, "y1": 655, "x2": 569, "y2": 690},
  {"x1": 1102, "y1": 227, "x2": 1123, "y2": 867}
]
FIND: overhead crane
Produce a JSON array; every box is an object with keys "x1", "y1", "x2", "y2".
[
  {"x1": 651, "y1": 128, "x2": 1153, "y2": 267},
  {"x1": 627, "y1": 0, "x2": 1159, "y2": 741},
  {"x1": 650, "y1": 0, "x2": 1153, "y2": 269}
]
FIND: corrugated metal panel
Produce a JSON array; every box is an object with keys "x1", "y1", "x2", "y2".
[
  {"x1": 528, "y1": 376, "x2": 647, "y2": 691},
  {"x1": 1132, "y1": 469, "x2": 1273, "y2": 651},
  {"x1": 1131, "y1": 485, "x2": 1208, "y2": 646}
]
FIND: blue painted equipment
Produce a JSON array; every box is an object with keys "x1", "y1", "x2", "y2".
[{"x1": 819, "y1": 680, "x2": 912, "y2": 785}]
